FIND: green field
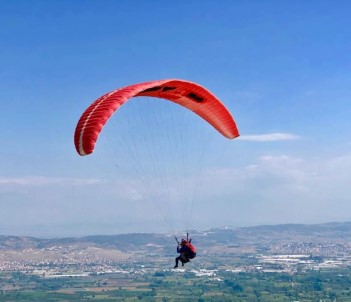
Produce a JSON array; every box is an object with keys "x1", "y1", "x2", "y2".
[{"x1": 1, "y1": 268, "x2": 351, "y2": 301}]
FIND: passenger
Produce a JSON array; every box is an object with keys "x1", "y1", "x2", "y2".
[{"x1": 174, "y1": 238, "x2": 196, "y2": 268}]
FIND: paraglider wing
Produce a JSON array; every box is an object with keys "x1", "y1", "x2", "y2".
[{"x1": 74, "y1": 79, "x2": 239, "y2": 156}]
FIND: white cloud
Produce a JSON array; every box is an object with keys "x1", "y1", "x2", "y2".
[
  {"x1": 1, "y1": 153, "x2": 351, "y2": 235},
  {"x1": 193, "y1": 152, "x2": 351, "y2": 227},
  {"x1": 238, "y1": 133, "x2": 301, "y2": 142}
]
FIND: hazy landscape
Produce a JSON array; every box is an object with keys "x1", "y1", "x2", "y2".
[{"x1": 1, "y1": 222, "x2": 351, "y2": 301}]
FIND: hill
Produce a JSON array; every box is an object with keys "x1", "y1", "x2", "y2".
[{"x1": 1, "y1": 221, "x2": 351, "y2": 253}]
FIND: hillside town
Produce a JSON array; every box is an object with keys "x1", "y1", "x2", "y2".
[{"x1": 1, "y1": 239, "x2": 351, "y2": 278}]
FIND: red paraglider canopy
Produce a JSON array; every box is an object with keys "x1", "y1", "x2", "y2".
[{"x1": 74, "y1": 79, "x2": 239, "y2": 156}]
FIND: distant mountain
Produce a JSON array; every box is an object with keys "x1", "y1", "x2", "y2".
[
  {"x1": 235, "y1": 221, "x2": 351, "y2": 241},
  {"x1": 1, "y1": 222, "x2": 351, "y2": 252}
]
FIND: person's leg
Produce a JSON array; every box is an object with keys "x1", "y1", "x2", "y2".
[
  {"x1": 180, "y1": 253, "x2": 189, "y2": 266},
  {"x1": 174, "y1": 256, "x2": 180, "y2": 268}
]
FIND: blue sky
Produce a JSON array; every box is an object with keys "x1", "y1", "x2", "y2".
[{"x1": 1, "y1": 0, "x2": 350, "y2": 237}]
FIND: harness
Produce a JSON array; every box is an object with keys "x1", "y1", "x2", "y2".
[{"x1": 185, "y1": 242, "x2": 196, "y2": 259}]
